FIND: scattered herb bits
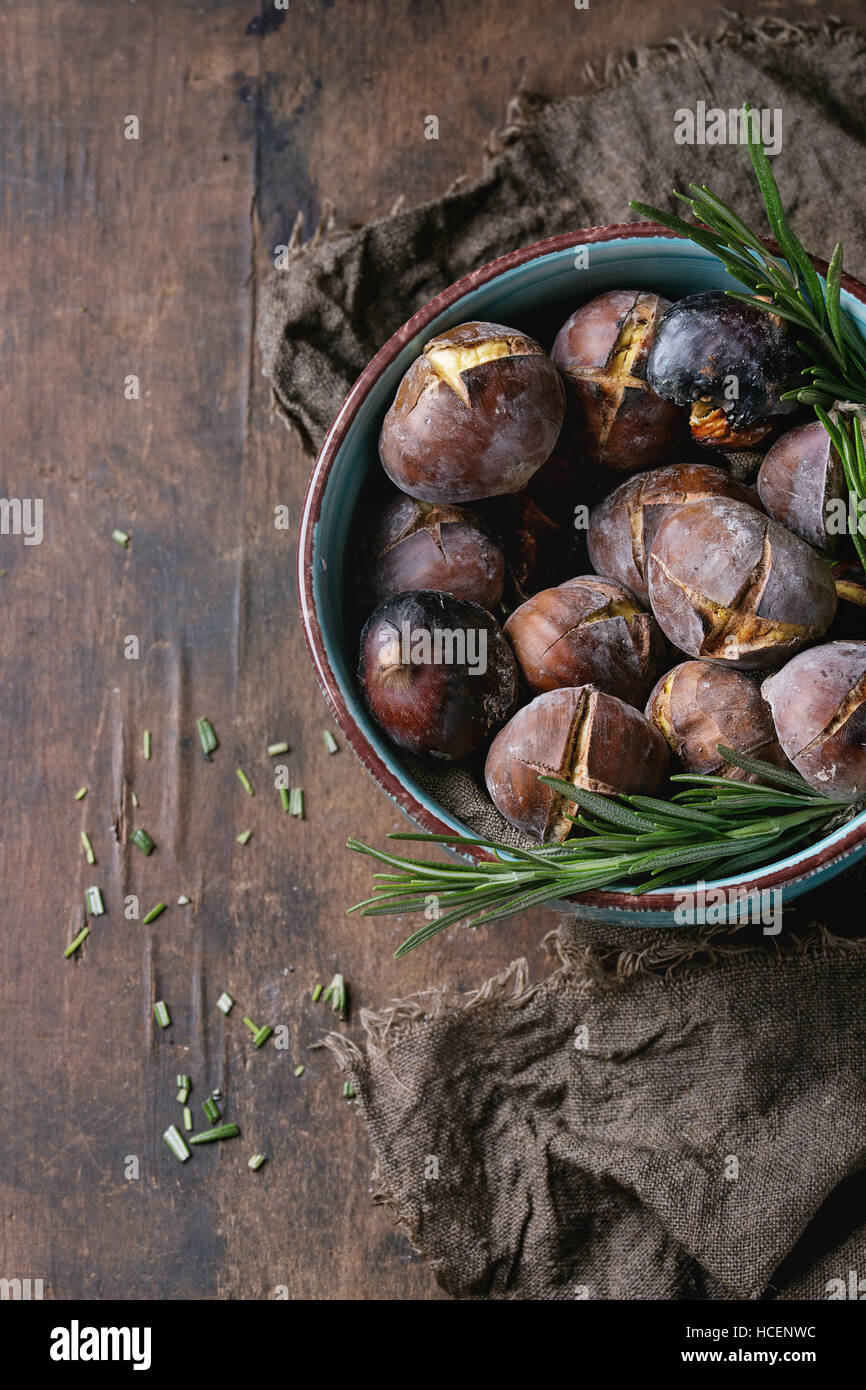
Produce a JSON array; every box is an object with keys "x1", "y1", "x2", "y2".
[
  {"x1": 85, "y1": 886, "x2": 105, "y2": 917},
  {"x1": 64, "y1": 926, "x2": 90, "y2": 958},
  {"x1": 236, "y1": 829, "x2": 252, "y2": 846},
  {"x1": 236, "y1": 767, "x2": 254, "y2": 796},
  {"x1": 176, "y1": 1074, "x2": 191, "y2": 1105},
  {"x1": 324, "y1": 973, "x2": 347, "y2": 1021},
  {"x1": 279, "y1": 786, "x2": 290, "y2": 813},
  {"x1": 164, "y1": 1125, "x2": 190, "y2": 1162},
  {"x1": 323, "y1": 730, "x2": 339, "y2": 754},
  {"x1": 311, "y1": 984, "x2": 323, "y2": 1003},
  {"x1": 196, "y1": 717, "x2": 218, "y2": 757},
  {"x1": 289, "y1": 787, "x2": 304, "y2": 818},
  {"x1": 202, "y1": 1097, "x2": 221, "y2": 1124},
  {"x1": 248, "y1": 1153, "x2": 267, "y2": 1171},
  {"x1": 267, "y1": 741, "x2": 289, "y2": 757},
  {"x1": 294, "y1": 1065, "x2": 305, "y2": 1078},
  {"x1": 74, "y1": 786, "x2": 88, "y2": 801},
  {"x1": 188, "y1": 1123, "x2": 240, "y2": 1145},
  {"x1": 112, "y1": 529, "x2": 130, "y2": 548},
  {"x1": 216, "y1": 992, "x2": 234, "y2": 1015},
  {"x1": 183, "y1": 1107, "x2": 193, "y2": 1132},
  {"x1": 153, "y1": 1000, "x2": 171, "y2": 1028},
  {"x1": 131, "y1": 827, "x2": 155, "y2": 856},
  {"x1": 81, "y1": 831, "x2": 96, "y2": 865},
  {"x1": 142, "y1": 729, "x2": 151, "y2": 761}
]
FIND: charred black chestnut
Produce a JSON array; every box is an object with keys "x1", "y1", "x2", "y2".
[
  {"x1": 646, "y1": 292, "x2": 804, "y2": 448},
  {"x1": 551, "y1": 290, "x2": 686, "y2": 471},
  {"x1": 358, "y1": 590, "x2": 519, "y2": 760},
  {"x1": 647, "y1": 497, "x2": 837, "y2": 668},
  {"x1": 761, "y1": 641, "x2": 866, "y2": 800},
  {"x1": 757, "y1": 417, "x2": 846, "y2": 552},
  {"x1": 485, "y1": 685, "x2": 669, "y2": 842},
  {"x1": 504, "y1": 576, "x2": 666, "y2": 706},
  {"x1": 379, "y1": 322, "x2": 565, "y2": 503},
  {"x1": 645, "y1": 660, "x2": 789, "y2": 778},
  {"x1": 587, "y1": 462, "x2": 758, "y2": 601},
  {"x1": 360, "y1": 494, "x2": 505, "y2": 610}
]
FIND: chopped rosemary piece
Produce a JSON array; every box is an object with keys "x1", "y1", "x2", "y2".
[
  {"x1": 177, "y1": 894, "x2": 190, "y2": 906},
  {"x1": 236, "y1": 829, "x2": 252, "y2": 845},
  {"x1": 153, "y1": 1000, "x2": 171, "y2": 1028},
  {"x1": 189, "y1": 1123, "x2": 240, "y2": 1145},
  {"x1": 243, "y1": 1015, "x2": 259, "y2": 1034},
  {"x1": 183, "y1": 1106, "x2": 193, "y2": 1132},
  {"x1": 342, "y1": 1081, "x2": 356, "y2": 1099},
  {"x1": 289, "y1": 787, "x2": 304, "y2": 818},
  {"x1": 248, "y1": 1153, "x2": 267, "y2": 1171},
  {"x1": 216, "y1": 991, "x2": 234, "y2": 1015},
  {"x1": 74, "y1": 786, "x2": 88, "y2": 801},
  {"x1": 81, "y1": 831, "x2": 96, "y2": 865},
  {"x1": 85, "y1": 886, "x2": 105, "y2": 917},
  {"x1": 164, "y1": 1125, "x2": 189, "y2": 1162},
  {"x1": 64, "y1": 925, "x2": 90, "y2": 958},
  {"x1": 203, "y1": 1097, "x2": 221, "y2": 1124},
  {"x1": 279, "y1": 786, "x2": 290, "y2": 813},
  {"x1": 324, "y1": 973, "x2": 347, "y2": 1020},
  {"x1": 131, "y1": 827, "x2": 155, "y2": 855},
  {"x1": 142, "y1": 902, "x2": 166, "y2": 925},
  {"x1": 311, "y1": 983, "x2": 323, "y2": 1003},
  {"x1": 131, "y1": 790, "x2": 139, "y2": 808},
  {"x1": 267, "y1": 741, "x2": 289, "y2": 756},
  {"x1": 196, "y1": 717, "x2": 219, "y2": 757},
  {"x1": 323, "y1": 730, "x2": 339, "y2": 754},
  {"x1": 236, "y1": 767, "x2": 254, "y2": 796},
  {"x1": 253, "y1": 1026, "x2": 272, "y2": 1049},
  {"x1": 142, "y1": 729, "x2": 151, "y2": 760},
  {"x1": 112, "y1": 529, "x2": 130, "y2": 547},
  {"x1": 294, "y1": 1065, "x2": 305, "y2": 1077},
  {"x1": 176, "y1": 1075, "x2": 190, "y2": 1104}
]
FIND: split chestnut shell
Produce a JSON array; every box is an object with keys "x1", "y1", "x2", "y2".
[
  {"x1": 761, "y1": 641, "x2": 866, "y2": 801},
  {"x1": 645, "y1": 660, "x2": 789, "y2": 778}
]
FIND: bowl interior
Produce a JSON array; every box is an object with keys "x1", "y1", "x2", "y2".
[{"x1": 310, "y1": 233, "x2": 866, "y2": 898}]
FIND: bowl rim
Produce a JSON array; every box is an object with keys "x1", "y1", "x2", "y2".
[{"x1": 298, "y1": 221, "x2": 866, "y2": 911}]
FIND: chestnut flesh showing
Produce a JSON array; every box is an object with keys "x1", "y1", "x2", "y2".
[
  {"x1": 358, "y1": 590, "x2": 519, "y2": 761},
  {"x1": 757, "y1": 417, "x2": 846, "y2": 553},
  {"x1": 588, "y1": 462, "x2": 759, "y2": 601},
  {"x1": 761, "y1": 641, "x2": 866, "y2": 801},
  {"x1": 361, "y1": 494, "x2": 505, "y2": 610},
  {"x1": 646, "y1": 292, "x2": 804, "y2": 448},
  {"x1": 485, "y1": 685, "x2": 669, "y2": 842},
  {"x1": 645, "y1": 660, "x2": 790, "y2": 779},
  {"x1": 647, "y1": 497, "x2": 837, "y2": 669},
  {"x1": 379, "y1": 322, "x2": 565, "y2": 504},
  {"x1": 504, "y1": 576, "x2": 666, "y2": 707},
  {"x1": 551, "y1": 290, "x2": 685, "y2": 472}
]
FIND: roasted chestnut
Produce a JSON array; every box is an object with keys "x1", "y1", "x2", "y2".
[
  {"x1": 485, "y1": 685, "x2": 669, "y2": 842},
  {"x1": 647, "y1": 497, "x2": 837, "y2": 668},
  {"x1": 358, "y1": 591, "x2": 519, "y2": 760},
  {"x1": 757, "y1": 418, "x2": 846, "y2": 552},
  {"x1": 646, "y1": 292, "x2": 804, "y2": 448},
  {"x1": 645, "y1": 660, "x2": 789, "y2": 778},
  {"x1": 761, "y1": 641, "x2": 866, "y2": 800},
  {"x1": 360, "y1": 494, "x2": 505, "y2": 610},
  {"x1": 379, "y1": 322, "x2": 565, "y2": 503},
  {"x1": 551, "y1": 290, "x2": 685, "y2": 471},
  {"x1": 504, "y1": 576, "x2": 666, "y2": 706},
  {"x1": 587, "y1": 462, "x2": 758, "y2": 601}
]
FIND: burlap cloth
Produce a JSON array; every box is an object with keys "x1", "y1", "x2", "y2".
[{"x1": 260, "y1": 15, "x2": 866, "y2": 1299}]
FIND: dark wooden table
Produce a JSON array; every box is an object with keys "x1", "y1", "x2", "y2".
[{"x1": 2, "y1": 0, "x2": 862, "y2": 1302}]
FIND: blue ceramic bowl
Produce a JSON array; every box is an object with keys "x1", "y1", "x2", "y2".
[{"x1": 299, "y1": 225, "x2": 866, "y2": 925}]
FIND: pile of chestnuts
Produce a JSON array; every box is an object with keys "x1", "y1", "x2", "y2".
[{"x1": 354, "y1": 291, "x2": 866, "y2": 844}]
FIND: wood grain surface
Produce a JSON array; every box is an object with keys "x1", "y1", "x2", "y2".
[{"x1": 1, "y1": 0, "x2": 863, "y2": 1302}]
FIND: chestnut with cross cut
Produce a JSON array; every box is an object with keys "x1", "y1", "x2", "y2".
[
  {"x1": 757, "y1": 416, "x2": 847, "y2": 552},
  {"x1": 647, "y1": 497, "x2": 837, "y2": 669},
  {"x1": 503, "y1": 575, "x2": 667, "y2": 707},
  {"x1": 551, "y1": 290, "x2": 686, "y2": 472},
  {"x1": 587, "y1": 462, "x2": 759, "y2": 601},
  {"x1": 359, "y1": 493, "x2": 506, "y2": 610},
  {"x1": 379, "y1": 321, "x2": 565, "y2": 503},
  {"x1": 645, "y1": 660, "x2": 790, "y2": 779},
  {"x1": 484, "y1": 684, "x2": 669, "y2": 841},
  {"x1": 761, "y1": 641, "x2": 866, "y2": 801}
]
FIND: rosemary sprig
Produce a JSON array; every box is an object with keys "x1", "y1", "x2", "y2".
[
  {"x1": 629, "y1": 102, "x2": 866, "y2": 567},
  {"x1": 347, "y1": 748, "x2": 854, "y2": 957}
]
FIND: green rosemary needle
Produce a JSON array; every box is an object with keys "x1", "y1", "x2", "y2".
[
  {"x1": 131, "y1": 827, "x2": 155, "y2": 856},
  {"x1": 197, "y1": 717, "x2": 218, "y2": 757},
  {"x1": 142, "y1": 902, "x2": 166, "y2": 925},
  {"x1": 189, "y1": 1123, "x2": 240, "y2": 1145},
  {"x1": 236, "y1": 767, "x2": 254, "y2": 796},
  {"x1": 80, "y1": 831, "x2": 96, "y2": 865},
  {"x1": 629, "y1": 102, "x2": 866, "y2": 567},
  {"x1": 64, "y1": 925, "x2": 90, "y2": 958},
  {"x1": 347, "y1": 748, "x2": 853, "y2": 957}
]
